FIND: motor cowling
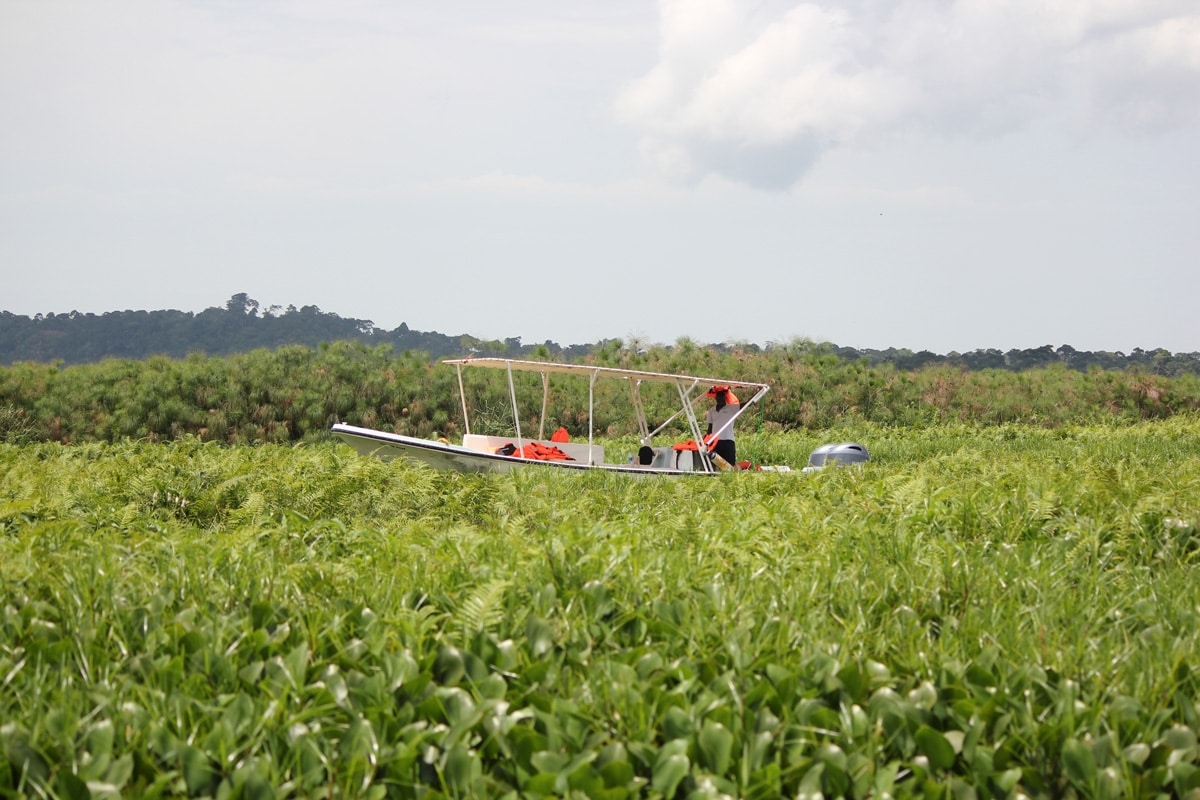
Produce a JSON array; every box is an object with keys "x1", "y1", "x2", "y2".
[{"x1": 805, "y1": 442, "x2": 870, "y2": 469}]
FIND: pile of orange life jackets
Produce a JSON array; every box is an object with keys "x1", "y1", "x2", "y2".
[{"x1": 494, "y1": 442, "x2": 574, "y2": 461}]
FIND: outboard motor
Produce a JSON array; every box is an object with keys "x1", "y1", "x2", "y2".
[{"x1": 803, "y1": 442, "x2": 870, "y2": 472}]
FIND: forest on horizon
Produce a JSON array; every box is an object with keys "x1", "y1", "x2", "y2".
[{"x1": 3, "y1": 292, "x2": 1199, "y2": 376}]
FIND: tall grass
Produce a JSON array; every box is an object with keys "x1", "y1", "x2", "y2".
[
  {"x1": 4, "y1": 344, "x2": 1200, "y2": 446},
  {"x1": 2, "y1": 420, "x2": 1199, "y2": 796}
]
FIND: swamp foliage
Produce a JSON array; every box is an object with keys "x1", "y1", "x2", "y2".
[
  {"x1": 2, "y1": 421, "x2": 1200, "y2": 797},
  {"x1": 2, "y1": 341, "x2": 1200, "y2": 447}
]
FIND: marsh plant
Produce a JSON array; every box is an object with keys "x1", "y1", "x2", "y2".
[
  {"x1": 3, "y1": 419, "x2": 1199, "y2": 796},
  {"x1": 3, "y1": 344, "x2": 1199, "y2": 446}
]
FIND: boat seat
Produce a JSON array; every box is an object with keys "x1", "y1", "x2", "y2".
[
  {"x1": 649, "y1": 446, "x2": 675, "y2": 469},
  {"x1": 643, "y1": 446, "x2": 700, "y2": 471}
]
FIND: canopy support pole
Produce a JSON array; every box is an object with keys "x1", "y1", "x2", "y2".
[
  {"x1": 456, "y1": 364, "x2": 470, "y2": 437},
  {"x1": 538, "y1": 371, "x2": 549, "y2": 440},
  {"x1": 506, "y1": 362, "x2": 524, "y2": 453},
  {"x1": 588, "y1": 370, "x2": 598, "y2": 465},
  {"x1": 630, "y1": 379, "x2": 650, "y2": 442},
  {"x1": 676, "y1": 380, "x2": 714, "y2": 472}
]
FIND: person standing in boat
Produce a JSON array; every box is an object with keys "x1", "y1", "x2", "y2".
[{"x1": 705, "y1": 386, "x2": 740, "y2": 466}]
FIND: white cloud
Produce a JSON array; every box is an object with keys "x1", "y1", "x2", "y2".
[{"x1": 617, "y1": 0, "x2": 1200, "y2": 189}]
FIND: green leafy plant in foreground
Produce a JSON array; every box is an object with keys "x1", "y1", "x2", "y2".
[{"x1": 1, "y1": 419, "x2": 1199, "y2": 797}]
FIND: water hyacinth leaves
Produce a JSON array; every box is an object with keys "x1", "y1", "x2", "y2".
[
  {"x1": 697, "y1": 720, "x2": 734, "y2": 775},
  {"x1": 651, "y1": 739, "x2": 690, "y2": 797},
  {"x1": 2, "y1": 425, "x2": 1200, "y2": 796},
  {"x1": 914, "y1": 725, "x2": 957, "y2": 770}
]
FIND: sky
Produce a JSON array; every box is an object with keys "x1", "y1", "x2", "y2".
[{"x1": 2, "y1": 0, "x2": 1198, "y2": 354}]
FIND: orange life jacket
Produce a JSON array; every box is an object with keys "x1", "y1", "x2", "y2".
[
  {"x1": 520, "y1": 442, "x2": 574, "y2": 461},
  {"x1": 673, "y1": 434, "x2": 720, "y2": 452},
  {"x1": 496, "y1": 441, "x2": 574, "y2": 461}
]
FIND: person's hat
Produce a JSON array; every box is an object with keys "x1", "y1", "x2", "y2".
[{"x1": 706, "y1": 386, "x2": 739, "y2": 404}]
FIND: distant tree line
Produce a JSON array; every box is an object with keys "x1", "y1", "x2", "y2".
[
  {"x1": 2, "y1": 293, "x2": 1198, "y2": 376},
  {"x1": 827, "y1": 343, "x2": 1200, "y2": 377},
  {"x1": 0, "y1": 293, "x2": 593, "y2": 366}
]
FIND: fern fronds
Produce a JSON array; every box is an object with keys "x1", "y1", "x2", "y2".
[{"x1": 454, "y1": 578, "x2": 511, "y2": 635}]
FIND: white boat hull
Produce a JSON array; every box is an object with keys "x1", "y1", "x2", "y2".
[{"x1": 331, "y1": 424, "x2": 715, "y2": 476}]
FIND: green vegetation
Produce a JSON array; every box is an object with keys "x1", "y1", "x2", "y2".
[
  {"x1": 3, "y1": 419, "x2": 1199, "y2": 797},
  {"x1": 3, "y1": 341, "x2": 1200, "y2": 447}
]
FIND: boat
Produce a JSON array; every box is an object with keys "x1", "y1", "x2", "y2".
[{"x1": 331, "y1": 357, "x2": 783, "y2": 475}]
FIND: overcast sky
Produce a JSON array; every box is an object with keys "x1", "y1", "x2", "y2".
[{"x1": 2, "y1": 1, "x2": 1198, "y2": 354}]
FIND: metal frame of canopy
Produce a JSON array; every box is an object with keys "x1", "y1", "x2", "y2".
[{"x1": 443, "y1": 358, "x2": 770, "y2": 473}]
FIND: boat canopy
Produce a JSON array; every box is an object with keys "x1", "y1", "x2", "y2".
[{"x1": 442, "y1": 357, "x2": 770, "y2": 473}]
